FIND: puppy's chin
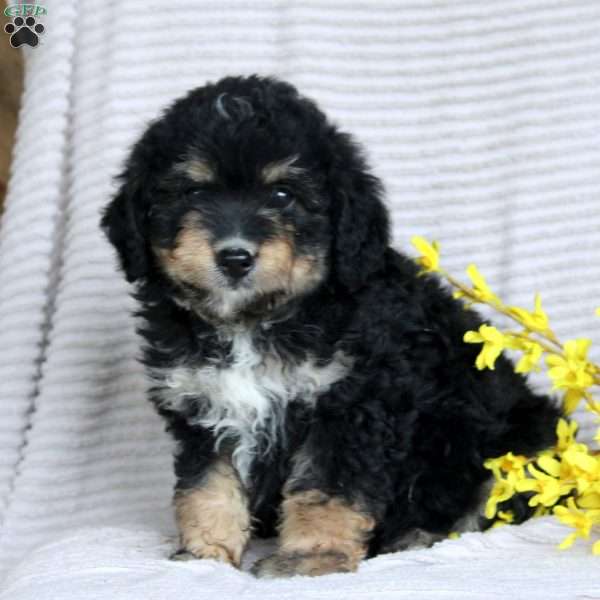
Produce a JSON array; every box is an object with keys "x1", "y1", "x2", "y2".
[{"x1": 173, "y1": 283, "x2": 297, "y2": 324}]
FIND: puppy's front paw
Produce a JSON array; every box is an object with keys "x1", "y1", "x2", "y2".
[
  {"x1": 170, "y1": 540, "x2": 241, "y2": 565},
  {"x1": 169, "y1": 544, "x2": 241, "y2": 567},
  {"x1": 173, "y1": 461, "x2": 251, "y2": 567},
  {"x1": 252, "y1": 551, "x2": 355, "y2": 578}
]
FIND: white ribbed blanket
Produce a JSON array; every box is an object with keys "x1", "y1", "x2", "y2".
[{"x1": 0, "y1": 0, "x2": 599, "y2": 596}]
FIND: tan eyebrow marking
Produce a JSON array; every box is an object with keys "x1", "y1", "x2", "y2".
[
  {"x1": 174, "y1": 159, "x2": 215, "y2": 183},
  {"x1": 261, "y1": 155, "x2": 304, "y2": 184}
]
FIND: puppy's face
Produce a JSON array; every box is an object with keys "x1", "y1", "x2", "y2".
[
  {"x1": 102, "y1": 76, "x2": 390, "y2": 321},
  {"x1": 149, "y1": 152, "x2": 330, "y2": 320}
]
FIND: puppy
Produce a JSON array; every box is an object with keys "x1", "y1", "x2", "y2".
[{"x1": 101, "y1": 75, "x2": 560, "y2": 578}]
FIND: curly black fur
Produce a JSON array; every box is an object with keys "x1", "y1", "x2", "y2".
[{"x1": 101, "y1": 75, "x2": 560, "y2": 568}]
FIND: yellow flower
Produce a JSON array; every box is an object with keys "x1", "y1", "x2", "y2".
[
  {"x1": 508, "y1": 294, "x2": 550, "y2": 334},
  {"x1": 562, "y1": 447, "x2": 598, "y2": 474},
  {"x1": 485, "y1": 473, "x2": 517, "y2": 519},
  {"x1": 596, "y1": 307, "x2": 600, "y2": 317},
  {"x1": 490, "y1": 510, "x2": 515, "y2": 529},
  {"x1": 457, "y1": 264, "x2": 500, "y2": 304},
  {"x1": 546, "y1": 339, "x2": 596, "y2": 401},
  {"x1": 497, "y1": 510, "x2": 514, "y2": 524},
  {"x1": 563, "y1": 389, "x2": 585, "y2": 415},
  {"x1": 484, "y1": 452, "x2": 529, "y2": 479},
  {"x1": 578, "y1": 492, "x2": 600, "y2": 510},
  {"x1": 562, "y1": 446, "x2": 600, "y2": 494},
  {"x1": 533, "y1": 504, "x2": 550, "y2": 517},
  {"x1": 555, "y1": 418, "x2": 579, "y2": 453},
  {"x1": 464, "y1": 325, "x2": 507, "y2": 370},
  {"x1": 411, "y1": 236, "x2": 441, "y2": 273},
  {"x1": 512, "y1": 338, "x2": 544, "y2": 374},
  {"x1": 553, "y1": 498, "x2": 600, "y2": 550},
  {"x1": 537, "y1": 455, "x2": 562, "y2": 478},
  {"x1": 515, "y1": 463, "x2": 572, "y2": 507},
  {"x1": 537, "y1": 454, "x2": 579, "y2": 493}
]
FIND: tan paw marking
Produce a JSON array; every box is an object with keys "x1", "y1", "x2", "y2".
[
  {"x1": 173, "y1": 459, "x2": 250, "y2": 567},
  {"x1": 253, "y1": 489, "x2": 374, "y2": 578}
]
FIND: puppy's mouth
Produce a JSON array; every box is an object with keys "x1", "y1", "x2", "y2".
[{"x1": 177, "y1": 280, "x2": 294, "y2": 324}]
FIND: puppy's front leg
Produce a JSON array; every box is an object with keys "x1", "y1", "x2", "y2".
[
  {"x1": 253, "y1": 488, "x2": 375, "y2": 578},
  {"x1": 172, "y1": 458, "x2": 251, "y2": 567}
]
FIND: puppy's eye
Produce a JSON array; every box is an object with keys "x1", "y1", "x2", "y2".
[{"x1": 270, "y1": 186, "x2": 295, "y2": 207}]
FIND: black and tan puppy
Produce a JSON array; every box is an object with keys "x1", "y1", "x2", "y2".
[{"x1": 101, "y1": 75, "x2": 560, "y2": 578}]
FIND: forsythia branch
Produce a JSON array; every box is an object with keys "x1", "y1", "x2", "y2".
[{"x1": 411, "y1": 236, "x2": 600, "y2": 555}]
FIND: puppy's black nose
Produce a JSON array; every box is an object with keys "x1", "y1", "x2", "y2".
[{"x1": 217, "y1": 247, "x2": 255, "y2": 280}]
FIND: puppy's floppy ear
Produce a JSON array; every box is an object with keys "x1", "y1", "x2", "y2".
[
  {"x1": 101, "y1": 172, "x2": 150, "y2": 284},
  {"x1": 327, "y1": 132, "x2": 390, "y2": 291}
]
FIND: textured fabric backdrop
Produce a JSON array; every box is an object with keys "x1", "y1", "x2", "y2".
[{"x1": 0, "y1": 0, "x2": 599, "y2": 592}]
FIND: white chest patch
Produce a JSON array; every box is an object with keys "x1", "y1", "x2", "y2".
[{"x1": 151, "y1": 331, "x2": 352, "y2": 484}]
